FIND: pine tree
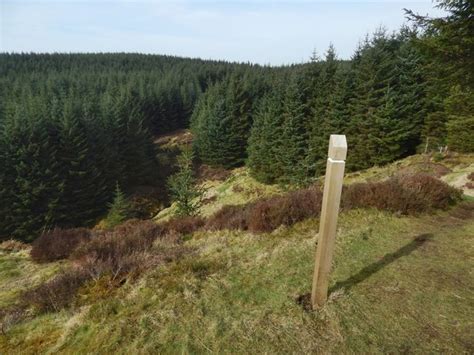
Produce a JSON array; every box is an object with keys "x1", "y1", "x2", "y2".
[
  {"x1": 2, "y1": 105, "x2": 63, "y2": 241},
  {"x1": 307, "y1": 44, "x2": 341, "y2": 177},
  {"x1": 391, "y1": 35, "x2": 427, "y2": 155},
  {"x1": 278, "y1": 77, "x2": 310, "y2": 185},
  {"x1": 191, "y1": 83, "x2": 228, "y2": 166},
  {"x1": 192, "y1": 75, "x2": 253, "y2": 168},
  {"x1": 0, "y1": 110, "x2": 15, "y2": 239},
  {"x1": 405, "y1": 0, "x2": 474, "y2": 89},
  {"x1": 56, "y1": 97, "x2": 107, "y2": 227},
  {"x1": 167, "y1": 147, "x2": 204, "y2": 216},
  {"x1": 445, "y1": 86, "x2": 474, "y2": 152},
  {"x1": 104, "y1": 183, "x2": 132, "y2": 228},
  {"x1": 247, "y1": 90, "x2": 285, "y2": 183},
  {"x1": 346, "y1": 30, "x2": 403, "y2": 170},
  {"x1": 406, "y1": 0, "x2": 474, "y2": 152}
]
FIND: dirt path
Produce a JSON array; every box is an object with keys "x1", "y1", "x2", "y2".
[{"x1": 441, "y1": 163, "x2": 474, "y2": 197}]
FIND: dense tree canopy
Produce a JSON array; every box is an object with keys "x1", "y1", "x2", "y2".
[
  {"x1": 0, "y1": 0, "x2": 472, "y2": 241},
  {"x1": 0, "y1": 53, "x2": 250, "y2": 240}
]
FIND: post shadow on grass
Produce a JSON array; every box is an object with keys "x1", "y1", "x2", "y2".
[
  {"x1": 328, "y1": 233, "x2": 434, "y2": 294},
  {"x1": 296, "y1": 233, "x2": 433, "y2": 310}
]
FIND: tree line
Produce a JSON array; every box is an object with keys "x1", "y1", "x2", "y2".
[
  {"x1": 0, "y1": 53, "x2": 262, "y2": 240},
  {"x1": 192, "y1": 0, "x2": 473, "y2": 184},
  {"x1": 0, "y1": 0, "x2": 472, "y2": 241}
]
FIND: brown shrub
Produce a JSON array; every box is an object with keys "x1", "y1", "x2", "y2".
[
  {"x1": 399, "y1": 162, "x2": 451, "y2": 178},
  {"x1": 467, "y1": 172, "x2": 474, "y2": 181},
  {"x1": 205, "y1": 173, "x2": 460, "y2": 234},
  {"x1": 202, "y1": 195, "x2": 217, "y2": 205},
  {"x1": 342, "y1": 174, "x2": 461, "y2": 214},
  {"x1": 232, "y1": 185, "x2": 244, "y2": 193},
  {"x1": 162, "y1": 216, "x2": 205, "y2": 239},
  {"x1": 398, "y1": 173, "x2": 461, "y2": 210},
  {"x1": 70, "y1": 219, "x2": 163, "y2": 279},
  {"x1": 205, "y1": 188, "x2": 323, "y2": 233},
  {"x1": 21, "y1": 270, "x2": 90, "y2": 313},
  {"x1": 0, "y1": 239, "x2": 29, "y2": 253},
  {"x1": 342, "y1": 179, "x2": 419, "y2": 213},
  {"x1": 30, "y1": 227, "x2": 92, "y2": 263},
  {"x1": 22, "y1": 219, "x2": 192, "y2": 314},
  {"x1": 205, "y1": 204, "x2": 251, "y2": 231},
  {"x1": 449, "y1": 201, "x2": 474, "y2": 220},
  {"x1": 70, "y1": 218, "x2": 194, "y2": 281},
  {"x1": 247, "y1": 188, "x2": 323, "y2": 233}
]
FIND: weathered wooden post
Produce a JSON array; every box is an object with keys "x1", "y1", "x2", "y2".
[{"x1": 311, "y1": 134, "x2": 347, "y2": 309}]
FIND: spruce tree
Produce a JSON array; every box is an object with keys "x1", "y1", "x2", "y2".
[
  {"x1": 406, "y1": 0, "x2": 474, "y2": 152},
  {"x1": 278, "y1": 77, "x2": 310, "y2": 185},
  {"x1": 56, "y1": 97, "x2": 107, "y2": 227},
  {"x1": 104, "y1": 183, "x2": 132, "y2": 229},
  {"x1": 445, "y1": 86, "x2": 474, "y2": 152},
  {"x1": 307, "y1": 44, "x2": 341, "y2": 177},
  {"x1": 192, "y1": 75, "x2": 253, "y2": 168},
  {"x1": 2, "y1": 105, "x2": 62, "y2": 241},
  {"x1": 167, "y1": 147, "x2": 204, "y2": 216},
  {"x1": 391, "y1": 35, "x2": 427, "y2": 155},
  {"x1": 346, "y1": 30, "x2": 403, "y2": 170},
  {"x1": 247, "y1": 90, "x2": 285, "y2": 183}
]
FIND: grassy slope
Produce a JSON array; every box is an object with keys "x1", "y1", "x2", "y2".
[
  {"x1": 1, "y1": 153, "x2": 473, "y2": 353},
  {"x1": 0, "y1": 249, "x2": 61, "y2": 309},
  {"x1": 154, "y1": 167, "x2": 282, "y2": 222},
  {"x1": 156, "y1": 153, "x2": 474, "y2": 222}
]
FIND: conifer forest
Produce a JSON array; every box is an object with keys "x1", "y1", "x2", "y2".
[{"x1": 0, "y1": 0, "x2": 472, "y2": 242}]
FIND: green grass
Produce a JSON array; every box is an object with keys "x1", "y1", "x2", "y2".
[
  {"x1": 0, "y1": 249, "x2": 61, "y2": 309},
  {"x1": 154, "y1": 167, "x2": 282, "y2": 222},
  {"x1": 156, "y1": 153, "x2": 474, "y2": 222},
  {"x1": 343, "y1": 153, "x2": 474, "y2": 185},
  {"x1": 2, "y1": 206, "x2": 473, "y2": 353},
  {"x1": 2, "y1": 153, "x2": 473, "y2": 353}
]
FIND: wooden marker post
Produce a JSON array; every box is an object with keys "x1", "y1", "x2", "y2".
[{"x1": 311, "y1": 134, "x2": 347, "y2": 309}]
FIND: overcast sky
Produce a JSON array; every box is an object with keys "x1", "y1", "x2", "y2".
[{"x1": 1, "y1": 0, "x2": 444, "y2": 65}]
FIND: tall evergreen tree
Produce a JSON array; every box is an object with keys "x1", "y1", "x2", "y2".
[
  {"x1": 55, "y1": 97, "x2": 108, "y2": 227},
  {"x1": 307, "y1": 44, "x2": 342, "y2": 176},
  {"x1": 1, "y1": 106, "x2": 62, "y2": 241},
  {"x1": 192, "y1": 74, "x2": 253, "y2": 168},
  {"x1": 278, "y1": 77, "x2": 310, "y2": 185},
  {"x1": 346, "y1": 30, "x2": 405, "y2": 170},
  {"x1": 247, "y1": 89, "x2": 285, "y2": 183},
  {"x1": 445, "y1": 86, "x2": 474, "y2": 152},
  {"x1": 406, "y1": 0, "x2": 474, "y2": 152}
]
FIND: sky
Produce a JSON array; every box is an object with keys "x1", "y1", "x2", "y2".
[{"x1": 0, "y1": 0, "x2": 444, "y2": 65}]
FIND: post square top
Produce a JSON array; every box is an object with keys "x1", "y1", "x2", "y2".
[{"x1": 328, "y1": 135, "x2": 347, "y2": 161}]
